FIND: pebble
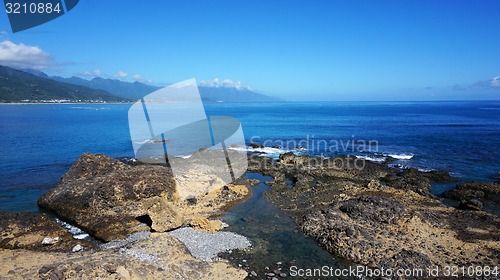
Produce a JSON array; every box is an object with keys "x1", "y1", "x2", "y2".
[
  {"x1": 250, "y1": 271, "x2": 257, "y2": 277},
  {"x1": 266, "y1": 272, "x2": 275, "y2": 277},
  {"x1": 72, "y1": 244, "x2": 83, "y2": 252},
  {"x1": 276, "y1": 261, "x2": 282, "y2": 265},
  {"x1": 279, "y1": 272, "x2": 287, "y2": 277},
  {"x1": 41, "y1": 237, "x2": 59, "y2": 245}
]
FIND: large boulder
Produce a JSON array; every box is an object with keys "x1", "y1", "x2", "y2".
[{"x1": 38, "y1": 153, "x2": 182, "y2": 242}]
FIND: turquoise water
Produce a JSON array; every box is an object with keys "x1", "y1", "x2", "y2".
[{"x1": 1, "y1": 101, "x2": 499, "y2": 212}]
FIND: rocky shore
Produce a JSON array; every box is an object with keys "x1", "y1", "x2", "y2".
[
  {"x1": 1, "y1": 150, "x2": 499, "y2": 279},
  {"x1": 248, "y1": 152, "x2": 499, "y2": 272},
  {"x1": 1, "y1": 153, "x2": 254, "y2": 279}
]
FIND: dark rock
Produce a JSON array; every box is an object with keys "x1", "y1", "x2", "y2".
[
  {"x1": 249, "y1": 142, "x2": 264, "y2": 149},
  {"x1": 38, "y1": 153, "x2": 181, "y2": 242},
  {"x1": 382, "y1": 168, "x2": 434, "y2": 197},
  {"x1": 39, "y1": 265, "x2": 56, "y2": 275},
  {"x1": 421, "y1": 170, "x2": 460, "y2": 183},
  {"x1": 458, "y1": 199, "x2": 483, "y2": 211},
  {"x1": 379, "y1": 249, "x2": 432, "y2": 271},
  {"x1": 442, "y1": 181, "x2": 500, "y2": 204},
  {"x1": 339, "y1": 195, "x2": 407, "y2": 224}
]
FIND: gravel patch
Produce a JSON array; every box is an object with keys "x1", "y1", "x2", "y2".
[
  {"x1": 169, "y1": 227, "x2": 251, "y2": 262},
  {"x1": 99, "y1": 231, "x2": 150, "y2": 250},
  {"x1": 119, "y1": 248, "x2": 158, "y2": 263}
]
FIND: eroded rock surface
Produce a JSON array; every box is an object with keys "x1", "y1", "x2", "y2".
[
  {"x1": 38, "y1": 153, "x2": 250, "y2": 242},
  {"x1": 0, "y1": 231, "x2": 247, "y2": 280},
  {"x1": 251, "y1": 153, "x2": 499, "y2": 271},
  {"x1": 0, "y1": 212, "x2": 95, "y2": 252}
]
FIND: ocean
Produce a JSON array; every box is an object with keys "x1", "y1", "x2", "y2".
[{"x1": 1, "y1": 101, "x2": 499, "y2": 212}]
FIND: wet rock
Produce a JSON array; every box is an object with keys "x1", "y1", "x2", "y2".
[
  {"x1": 253, "y1": 151, "x2": 499, "y2": 271},
  {"x1": 458, "y1": 199, "x2": 483, "y2": 211},
  {"x1": 38, "y1": 153, "x2": 180, "y2": 242},
  {"x1": 442, "y1": 182, "x2": 500, "y2": 208},
  {"x1": 0, "y1": 212, "x2": 93, "y2": 252},
  {"x1": 250, "y1": 142, "x2": 265, "y2": 149}
]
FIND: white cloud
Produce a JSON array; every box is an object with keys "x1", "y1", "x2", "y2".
[
  {"x1": 114, "y1": 71, "x2": 128, "y2": 79},
  {"x1": 491, "y1": 76, "x2": 500, "y2": 88},
  {"x1": 0, "y1": 31, "x2": 8, "y2": 35},
  {"x1": 81, "y1": 69, "x2": 102, "y2": 77},
  {"x1": 132, "y1": 73, "x2": 153, "y2": 84},
  {"x1": 198, "y1": 78, "x2": 253, "y2": 91},
  {"x1": 0, "y1": 40, "x2": 51, "y2": 70},
  {"x1": 474, "y1": 76, "x2": 500, "y2": 89}
]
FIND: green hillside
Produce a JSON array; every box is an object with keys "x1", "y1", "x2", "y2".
[{"x1": 0, "y1": 65, "x2": 129, "y2": 103}]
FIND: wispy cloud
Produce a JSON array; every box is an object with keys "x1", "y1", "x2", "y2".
[
  {"x1": 0, "y1": 40, "x2": 51, "y2": 70},
  {"x1": 198, "y1": 78, "x2": 253, "y2": 91},
  {"x1": 114, "y1": 71, "x2": 128, "y2": 79},
  {"x1": 473, "y1": 76, "x2": 500, "y2": 89},
  {"x1": 81, "y1": 69, "x2": 102, "y2": 77},
  {"x1": 132, "y1": 73, "x2": 153, "y2": 84},
  {"x1": 491, "y1": 76, "x2": 500, "y2": 88}
]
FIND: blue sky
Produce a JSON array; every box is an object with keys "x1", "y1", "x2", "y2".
[{"x1": 1, "y1": 0, "x2": 499, "y2": 100}]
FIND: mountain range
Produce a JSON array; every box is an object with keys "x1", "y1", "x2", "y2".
[
  {"x1": 0, "y1": 65, "x2": 127, "y2": 103},
  {"x1": 51, "y1": 76, "x2": 280, "y2": 102},
  {"x1": 0, "y1": 65, "x2": 280, "y2": 103}
]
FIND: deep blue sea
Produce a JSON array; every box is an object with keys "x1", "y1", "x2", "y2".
[{"x1": 1, "y1": 101, "x2": 499, "y2": 212}]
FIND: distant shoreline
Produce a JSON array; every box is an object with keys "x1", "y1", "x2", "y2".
[
  {"x1": 2, "y1": 100, "x2": 499, "y2": 105},
  {"x1": 0, "y1": 102, "x2": 133, "y2": 105}
]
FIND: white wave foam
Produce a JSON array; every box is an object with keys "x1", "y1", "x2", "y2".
[
  {"x1": 227, "y1": 146, "x2": 248, "y2": 153},
  {"x1": 133, "y1": 139, "x2": 167, "y2": 145},
  {"x1": 55, "y1": 218, "x2": 88, "y2": 239},
  {"x1": 356, "y1": 155, "x2": 387, "y2": 163},
  {"x1": 387, "y1": 154, "x2": 414, "y2": 160},
  {"x1": 417, "y1": 168, "x2": 434, "y2": 172},
  {"x1": 73, "y1": 233, "x2": 90, "y2": 240},
  {"x1": 229, "y1": 146, "x2": 287, "y2": 155}
]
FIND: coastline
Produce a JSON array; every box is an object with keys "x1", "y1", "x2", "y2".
[
  {"x1": 1, "y1": 149, "x2": 499, "y2": 279},
  {"x1": 0, "y1": 102, "x2": 134, "y2": 105}
]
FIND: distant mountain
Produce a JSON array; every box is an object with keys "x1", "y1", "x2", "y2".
[
  {"x1": 198, "y1": 86, "x2": 281, "y2": 102},
  {"x1": 0, "y1": 65, "x2": 128, "y2": 103},
  {"x1": 51, "y1": 76, "x2": 160, "y2": 100},
  {"x1": 52, "y1": 76, "x2": 281, "y2": 102}
]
